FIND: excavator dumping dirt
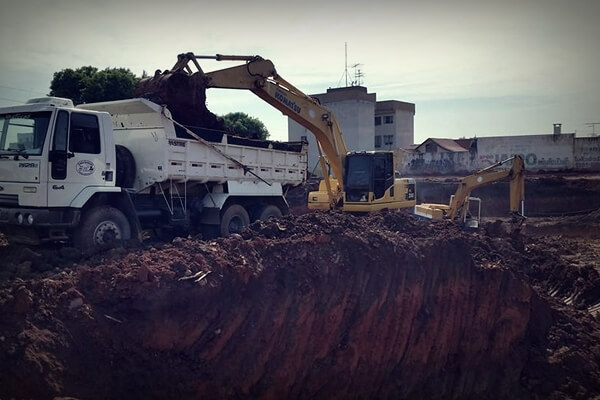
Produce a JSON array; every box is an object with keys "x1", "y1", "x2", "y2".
[{"x1": 135, "y1": 60, "x2": 224, "y2": 130}]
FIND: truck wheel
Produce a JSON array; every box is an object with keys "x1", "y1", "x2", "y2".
[
  {"x1": 220, "y1": 204, "x2": 250, "y2": 237},
  {"x1": 258, "y1": 205, "x2": 282, "y2": 220},
  {"x1": 115, "y1": 145, "x2": 136, "y2": 188},
  {"x1": 74, "y1": 206, "x2": 131, "y2": 253}
]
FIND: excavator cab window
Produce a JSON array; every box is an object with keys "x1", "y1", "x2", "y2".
[
  {"x1": 344, "y1": 152, "x2": 395, "y2": 202},
  {"x1": 345, "y1": 154, "x2": 372, "y2": 202}
]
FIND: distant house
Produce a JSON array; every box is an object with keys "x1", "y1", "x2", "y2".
[
  {"x1": 400, "y1": 138, "x2": 477, "y2": 175},
  {"x1": 413, "y1": 138, "x2": 471, "y2": 154}
]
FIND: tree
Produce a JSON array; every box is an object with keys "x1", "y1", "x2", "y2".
[
  {"x1": 221, "y1": 112, "x2": 269, "y2": 140},
  {"x1": 49, "y1": 66, "x2": 139, "y2": 105}
]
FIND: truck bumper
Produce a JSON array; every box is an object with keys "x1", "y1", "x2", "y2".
[{"x1": 0, "y1": 207, "x2": 81, "y2": 244}]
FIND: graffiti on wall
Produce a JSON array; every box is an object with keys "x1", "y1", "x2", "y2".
[
  {"x1": 401, "y1": 151, "x2": 476, "y2": 174},
  {"x1": 478, "y1": 153, "x2": 571, "y2": 169}
]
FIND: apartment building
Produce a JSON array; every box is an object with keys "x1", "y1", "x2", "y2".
[{"x1": 287, "y1": 86, "x2": 415, "y2": 174}]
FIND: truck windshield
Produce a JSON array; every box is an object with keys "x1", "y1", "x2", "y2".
[{"x1": 0, "y1": 111, "x2": 52, "y2": 156}]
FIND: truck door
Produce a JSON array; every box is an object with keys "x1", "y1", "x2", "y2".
[{"x1": 47, "y1": 110, "x2": 106, "y2": 207}]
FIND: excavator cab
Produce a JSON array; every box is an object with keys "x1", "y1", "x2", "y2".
[
  {"x1": 344, "y1": 152, "x2": 394, "y2": 202},
  {"x1": 340, "y1": 151, "x2": 416, "y2": 212}
]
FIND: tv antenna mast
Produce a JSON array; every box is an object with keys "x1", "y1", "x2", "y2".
[
  {"x1": 586, "y1": 122, "x2": 600, "y2": 136},
  {"x1": 351, "y1": 63, "x2": 364, "y2": 86},
  {"x1": 337, "y1": 43, "x2": 363, "y2": 87}
]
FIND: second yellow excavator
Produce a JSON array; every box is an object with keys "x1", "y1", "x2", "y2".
[{"x1": 414, "y1": 155, "x2": 525, "y2": 229}]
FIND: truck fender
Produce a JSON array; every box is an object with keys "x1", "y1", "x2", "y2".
[
  {"x1": 69, "y1": 186, "x2": 122, "y2": 209},
  {"x1": 72, "y1": 187, "x2": 143, "y2": 245},
  {"x1": 201, "y1": 193, "x2": 230, "y2": 210},
  {"x1": 199, "y1": 193, "x2": 230, "y2": 225}
]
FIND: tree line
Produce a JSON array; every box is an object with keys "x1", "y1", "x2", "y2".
[{"x1": 49, "y1": 66, "x2": 269, "y2": 140}]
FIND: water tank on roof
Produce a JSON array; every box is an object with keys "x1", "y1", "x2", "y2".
[{"x1": 553, "y1": 123, "x2": 562, "y2": 135}]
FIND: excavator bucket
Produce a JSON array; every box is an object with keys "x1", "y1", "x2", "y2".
[{"x1": 135, "y1": 64, "x2": 223, "y2": 130}]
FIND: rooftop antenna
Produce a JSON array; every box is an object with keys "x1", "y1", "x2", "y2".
[
  {"x1": 586, "y1": 122, "x2": 600, "y2": 136},
  {"x1": 337, "y1": 43, "x2": 353, "y2": 88},
  {"x1": 352, "y1": 63, "x2": 364, "y2": 86}
]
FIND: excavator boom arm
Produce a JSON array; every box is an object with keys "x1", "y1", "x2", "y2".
[
  {"x1": 448, "y1": 155, "x2": 525, "y2": 220},
  {"x1": 167, "y1": 53, "x2": 349, "y2": 194}
]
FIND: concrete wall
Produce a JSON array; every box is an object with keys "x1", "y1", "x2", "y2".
[
  {"x1": 476, "y1": 134, "x2": 575, "y2": 171},
  {"x1": 395, "y1": 108, "x2": 415, "y2": 148},
  {"x1": 289, "y1": 86, "x2": 376, "y2": 175},
  {"x1": 375, "y1": 101, "x2": 415, "y2": 151},
  {"x1": 288, "y1": 99, "x2": 375, "y2": 174},
  {"x1": 574, "y1": 137, "x2": 600, "y2": 171},
  {"x1": 397, "y1": 150, "x2": 476, "y2": 175},
  {"x1": 327, "y1": 99, "x2": 375, "y2": 153},
  {"x1": 398, "y1": 134, "x2": 600, "y2": 175}
]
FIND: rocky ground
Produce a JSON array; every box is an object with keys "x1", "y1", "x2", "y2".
[{"x1": 0, "y1": 206, "x2": 599, "y2": 399}]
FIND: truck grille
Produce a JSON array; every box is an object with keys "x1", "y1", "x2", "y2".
[{"x1": 0, "y1": 194, "x2": 18, "y2": 206}]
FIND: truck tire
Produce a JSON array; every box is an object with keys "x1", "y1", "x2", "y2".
[
  {"x1": 74, "y1": 206, "x2": 131, "y2": 254},
  {"x1": 258, "y1": 205, "x2": 282, "y2": 220},
  {"x1": 115, "y1": 145, "x2": 136, "y2": 188},
  {"x1": 220, "y1": 204, "x2": 250, "y2": 237}
]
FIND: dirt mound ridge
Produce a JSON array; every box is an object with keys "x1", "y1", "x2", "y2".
[{"x1": 0, "y1": 211, "x2": 598, "y2": 399}]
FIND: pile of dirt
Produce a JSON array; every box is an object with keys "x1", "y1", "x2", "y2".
[
  {"x1": 0, "y1": 211, "x2": 599, "y2": 399},
  {"x1": 135, "y1": 69, "x2": 224, "y2": 131}
]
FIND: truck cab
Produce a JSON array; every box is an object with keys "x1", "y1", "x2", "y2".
[{"x1": 0, "y1": 97, "x2": 118, "y2": 244}]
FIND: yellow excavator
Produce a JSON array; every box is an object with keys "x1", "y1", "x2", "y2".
[
  {"x1": 413, "y1": 155, "x2": 525, "y2": 229},
  {"x1": 136, "y1": 52, "x2": 416, "y2": 212}
]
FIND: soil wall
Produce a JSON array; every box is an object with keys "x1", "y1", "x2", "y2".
[{"x1": 0, "y1": 213, "x2": 554, "y2": 399}]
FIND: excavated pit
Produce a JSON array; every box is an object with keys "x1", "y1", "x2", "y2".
[{"x1": 1, "y1": 210, "x2": 599, "y2": 399}]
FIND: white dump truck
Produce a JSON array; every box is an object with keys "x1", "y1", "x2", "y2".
[{"x1": 0, "y1": 97, "x2": 307, "y2": 252}]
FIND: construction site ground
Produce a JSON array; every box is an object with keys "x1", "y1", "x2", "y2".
[{"x1": 1, "y1": 173, "x2": 600, "y2": 399}]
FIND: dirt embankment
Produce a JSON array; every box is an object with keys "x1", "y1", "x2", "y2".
[
  {"x1": 1, "y1": 211, "x2": 599, "y2": 399},
  {"x1": 417, "y1": 174, "x2": 600, "y2": 217}
]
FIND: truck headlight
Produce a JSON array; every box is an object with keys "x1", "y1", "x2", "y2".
[
  {"x1": 16, "y1": 213, "x2": 23, "y2": 224},
  {"x1": 26, "y1": 214, "x2": 34, "y2": 225}
]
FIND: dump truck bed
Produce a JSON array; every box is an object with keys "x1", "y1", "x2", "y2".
[{"x1": 79, "y1": 98, "x2": 307, "y2": 192}]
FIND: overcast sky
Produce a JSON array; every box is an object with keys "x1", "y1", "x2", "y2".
[{"x1": 1, "y1": 0, "x2": 599, "y2": 143}]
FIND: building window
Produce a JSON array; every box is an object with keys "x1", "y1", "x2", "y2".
[
  {"x1": 374, "y1": 116, "x2": 381, "y2": 126},
  {"x1": 425, "y1": 143, "x2": 437, "y2": 153},
  {"x1": 384, "y1": 135, "x2": 394, "y2": 146},
  {"x1": 384, "y1": 115, "x2": 394, "y2": 124},
  {"x1": 374, "y1": 135, "x2": 382, "y2": 148}
]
